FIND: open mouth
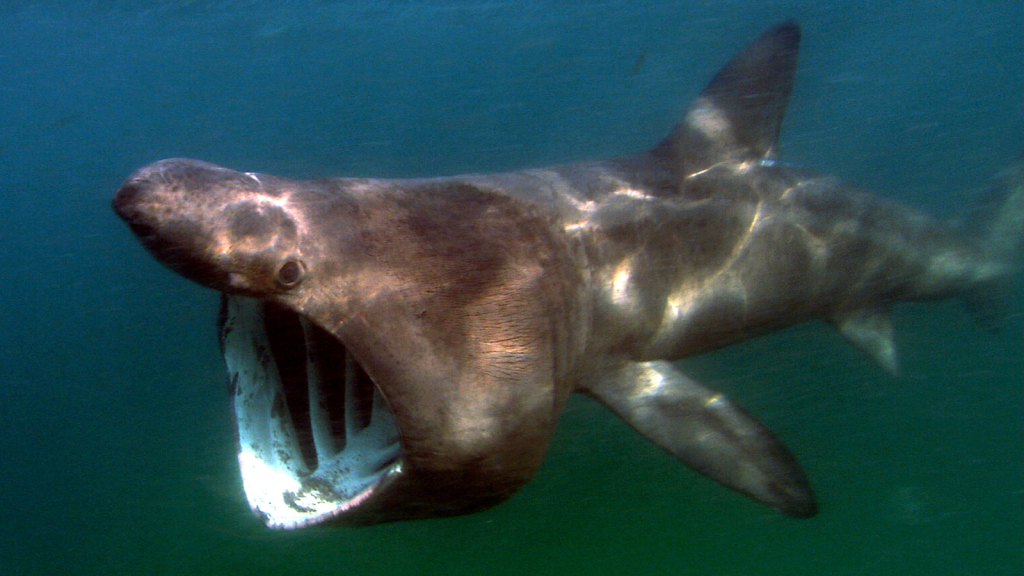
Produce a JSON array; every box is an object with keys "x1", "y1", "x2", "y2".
[{"x1": 218, "y1": 296, "x2": 402, "y2": 529}]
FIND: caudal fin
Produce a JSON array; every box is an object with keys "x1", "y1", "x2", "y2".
[{"x1": 962, "y1": 159, "x2": 1024, "y2": 331}]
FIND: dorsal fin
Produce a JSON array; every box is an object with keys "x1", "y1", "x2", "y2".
[{"x1": 656, "y1": 21, "x2": 800, "y2": 180}]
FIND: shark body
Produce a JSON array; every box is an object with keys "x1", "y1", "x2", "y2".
[{"x1": 113, "y1": 22, "x2": 1022, "y2": 528}]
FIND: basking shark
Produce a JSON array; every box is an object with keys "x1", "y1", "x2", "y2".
[{"x1": 113, "y1": 22, "x2": 1022, "y2": 528}]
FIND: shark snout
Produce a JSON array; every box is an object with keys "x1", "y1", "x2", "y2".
[
  {"x1": 113, "y1": 163, "x2": 231, "y2": 289},
  {"x1": 112, "y1": 178, "x2": 158, "y2": 234},
  {"x1": 112, "y1": 159, "x2": 195, "y2": 227}
]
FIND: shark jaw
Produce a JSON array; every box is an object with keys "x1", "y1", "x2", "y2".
[{"x1": 219, "y1": 295, "x2": 403, "y2": 529}]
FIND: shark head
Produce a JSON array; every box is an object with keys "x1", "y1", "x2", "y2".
[
  {"x1": 113, "y1": 159, "x2": 310, "y2": 297},
  {"x1": 114, "y1": 159, "x2": 579, "y2": 527}
]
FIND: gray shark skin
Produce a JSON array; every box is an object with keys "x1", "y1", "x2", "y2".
[{"x1": 113, "y1": 22, "x2": 1023, "y2": 529}]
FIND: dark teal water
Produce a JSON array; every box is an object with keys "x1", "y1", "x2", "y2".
[{"x1": 1, "y1": 1, "x2": 1021, "y2": 574}]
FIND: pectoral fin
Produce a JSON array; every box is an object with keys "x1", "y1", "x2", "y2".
[{"x1": 582, "y1": 360, "x2": 816, "y2": 518}]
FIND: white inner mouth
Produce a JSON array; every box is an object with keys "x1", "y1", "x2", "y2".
[{"x1": 220, "y1": 296, "x2": 402, "y2": 529}]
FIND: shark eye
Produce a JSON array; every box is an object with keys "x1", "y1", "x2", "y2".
[{"x1": 276, "y1": 259, "x2": 304, "y2": 288}]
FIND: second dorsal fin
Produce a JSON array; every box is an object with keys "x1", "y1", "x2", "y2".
[{"x1": 656, "y1": 21, "x2": 800, "y2": 180}]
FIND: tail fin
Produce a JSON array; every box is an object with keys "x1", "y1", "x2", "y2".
[{"x1": 962, "y1": 158, "x2": 1023, "y2": 331}]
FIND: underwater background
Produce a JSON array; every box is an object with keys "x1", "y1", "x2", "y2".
[{"x1": 1, "y1": 0, "x2": 1021, "y2": 574}]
